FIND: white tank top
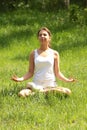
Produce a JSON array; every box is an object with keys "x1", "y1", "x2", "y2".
[{"x1": 33, "y1": 48, "x2": 57, "y2": 88}]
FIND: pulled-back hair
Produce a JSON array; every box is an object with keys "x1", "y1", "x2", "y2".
[{"x1": 37, "y1": 27, "x2": 52, "y2": 47}]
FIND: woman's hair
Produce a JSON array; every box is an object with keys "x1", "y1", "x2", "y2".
[{"x1": 37, "y1": 27, "x2": 52, "y2": 47}]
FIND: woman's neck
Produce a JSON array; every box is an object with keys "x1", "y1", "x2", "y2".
[{"x1": 39, "y1": 46, "x2": 49, "y2": 51}]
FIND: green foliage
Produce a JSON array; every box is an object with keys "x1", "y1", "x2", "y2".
[
  {"x1": 69, "y1": 4, "x2": 80, "y2": 21},
  {"x1": 0, "y1": 0, "x2": 87, "y2": 12},
  {"x1": 71, "y1": 0, "x2": 87, "y2": 7},
  {"x1": 68, "y1": 5, "x2": 87, "y2": 25},
  {"x1": 0, "y1": 9, "x2": 87, "y2": 130},
  {"x1": 83, "y1": 8, "x2": 87, "y2": 24}
]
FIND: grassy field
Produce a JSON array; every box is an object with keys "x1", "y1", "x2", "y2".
[{"x1": 0, "y1": 9, "x2": 87, "y2": 130}]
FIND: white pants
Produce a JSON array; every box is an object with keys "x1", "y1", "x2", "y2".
[{"x1": 26, "y1": 82, "x2": 44, "y2": 92}]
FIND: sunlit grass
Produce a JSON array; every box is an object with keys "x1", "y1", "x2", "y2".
[{"x1": 0, "y1": 9, "x2": 87, "y2": 130}]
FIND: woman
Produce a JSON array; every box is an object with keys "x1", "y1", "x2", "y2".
[{"x1": 12, "y1": 27, "x2": 75, "y2": 97}]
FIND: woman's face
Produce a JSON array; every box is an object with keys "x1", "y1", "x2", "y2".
[{"x1": 38, "y1": 30, "x2": 50, "y2": 44}]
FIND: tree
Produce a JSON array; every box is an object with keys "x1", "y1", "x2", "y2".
[{"x1": 64, "y1": 0, "x2": 70, "y2": 9}]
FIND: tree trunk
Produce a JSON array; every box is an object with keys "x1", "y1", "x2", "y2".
[
  {"x1": 85, "y1": 0, "x2": 87, "y2": 7},
  {"x1": 64, "y1": 0, "x2": 70, "y2": 9}
]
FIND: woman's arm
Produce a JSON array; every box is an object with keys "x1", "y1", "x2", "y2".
[
  {"x1": 54, "y1": 51, "x2": 75, "y2": 82},
  {"x1": 11, "y1": 51, "x2": 35, "y2": 82}
]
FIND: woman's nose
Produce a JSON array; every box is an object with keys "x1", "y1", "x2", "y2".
[{"x1": 41, "y1": 34, "x2": 44, "y2": 37}]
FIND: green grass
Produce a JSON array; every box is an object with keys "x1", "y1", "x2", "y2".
[{"x1": 0, "y1": 9, "x2": 87, "y2": 130}]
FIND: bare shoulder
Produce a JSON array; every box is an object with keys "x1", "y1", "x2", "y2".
[
  {"x1": 51, "y1": 49, "x2": 59, "y2": 59},
  {"x1": 29, "y1": 50, "x2": 35, "y2": 57},
  {"x1": 29, "y1": 50, "x2": 35, "y2": 61}
]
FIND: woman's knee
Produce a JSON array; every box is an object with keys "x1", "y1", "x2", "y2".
[
  {"x1": 56, "y1": 87, "x2": 71, "y2": 95},
  {"x1": 18, "y1": 89, "x2": 32, "y2": 97}
]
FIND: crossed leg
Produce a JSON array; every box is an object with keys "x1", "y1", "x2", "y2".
[
  {"x1": 18, "y1": 89, "x2": 35, "y2": 97},
  {"x1": 40, "y1": 87, "x2": 71, "y2": 95},
  {"x1": 18, "y1": 87, "x2": 71, "y2": 97}
]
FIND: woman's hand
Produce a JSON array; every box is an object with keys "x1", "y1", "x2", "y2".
[
  {"x1": 11, "y1": 75, "x2": 23, "y2": 82},
  {"x1": 68, "y1": 77, "x2": 77, "y2": 82}
]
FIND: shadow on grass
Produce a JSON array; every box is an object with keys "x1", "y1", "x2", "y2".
[
  {"x1": 11, "y1": 54, "x2": 29, "y2": 61},
  {"x1": 0, "y1": 9, "x2": 86, "y2": 52},
  {"x1": 0, "y1": 10, "x2": 40, "y2": 48},
  {"x1": 53, "y1": 38, "x2": 87, "y2": 53},
  {"x1": 0, "y1": 27, "x2": 33, "y2": 48}
]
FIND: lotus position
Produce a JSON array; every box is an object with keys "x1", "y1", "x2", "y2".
[{"x1": 12, "y1": 27, "x2": 75, "y2": 97}]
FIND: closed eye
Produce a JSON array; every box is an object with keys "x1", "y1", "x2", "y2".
[{"x1": 39, "y1": 33, "x2": 47, "y2": 37}]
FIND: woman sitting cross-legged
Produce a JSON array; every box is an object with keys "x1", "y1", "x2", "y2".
[{"x1": 11, "y1": 27, "x2": 75, "y2": 97}]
